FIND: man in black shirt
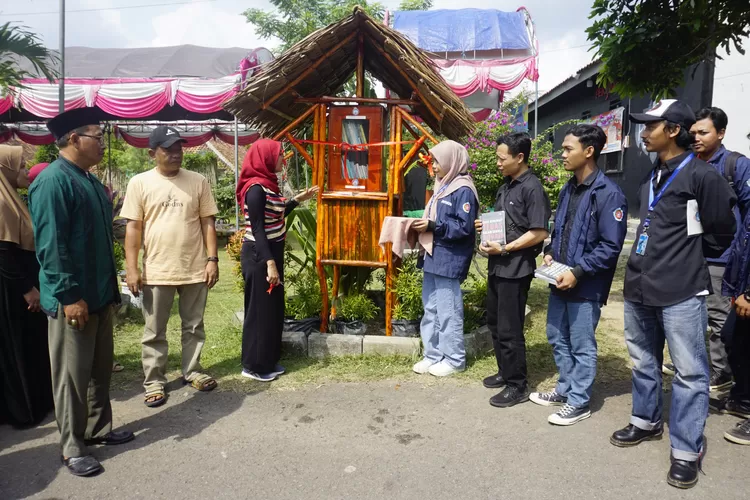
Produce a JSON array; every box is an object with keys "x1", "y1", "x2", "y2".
[
  {"x1": 478, "y1": 132, "x2": 551, "y2": 408},
  {"x1": 609, "y1": 100, "x2": 737, "y2": 489}
]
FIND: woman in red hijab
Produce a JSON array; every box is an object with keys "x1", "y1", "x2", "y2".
[{"x1": 236, "y1": 139, "x2": 317, "y2": 382}]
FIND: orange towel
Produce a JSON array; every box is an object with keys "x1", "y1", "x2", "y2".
[{"x1": 378, "y1": 216, "x2": 434, "y2": 258}]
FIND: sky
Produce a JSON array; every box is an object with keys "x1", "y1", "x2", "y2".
[{"x1": 1, "y1": 0, "x2": 748, "y2": 149}]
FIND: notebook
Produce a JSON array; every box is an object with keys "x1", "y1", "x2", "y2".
[{"x1": 534, "y1": 260, "x2": 573, "y2": 285}]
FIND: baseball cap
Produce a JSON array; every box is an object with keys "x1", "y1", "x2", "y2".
[
  {"x1": 148, "y1": 126, "x2": 187, "y2": 149},
  {"x1": 629, "y1": 99, "x2": 696, "y2": 130}
]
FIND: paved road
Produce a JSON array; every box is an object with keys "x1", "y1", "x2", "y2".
[{"x1": 1, "y1": 379, "x2": 747, "y2": 499}]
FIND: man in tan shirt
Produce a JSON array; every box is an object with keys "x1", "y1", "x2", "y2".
[{"x1": 121, "y1": 126, "x2": 220, "y2": 407}]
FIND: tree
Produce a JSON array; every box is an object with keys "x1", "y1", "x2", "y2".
[
  {"x1": 399, "y1": 0, "x2": 433, "y2": 10},
  {"x1": 586, "y1": 0, "x2": 750, "y2": 99},
  {"x1": 0, "y1": 22, "x2": 58, "y2": 89},
  {"x1": 243, "y1": 0, "x2": 386, "y2": 54},
  {"x1": 32, "y1": 143, "x2": 59, "y2": 165}
]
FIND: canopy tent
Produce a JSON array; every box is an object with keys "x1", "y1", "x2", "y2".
[
  {"x1": 0, "y1": 45, "x2": 274, "y2": 125},
  {"x1": 391, "y1": 8, "x2": 538, "y2": 118}
]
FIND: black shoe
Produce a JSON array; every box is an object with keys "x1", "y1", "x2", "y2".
[
  {"x1": 709, "y1": 397, "x2": 750, "y2": 419},
  {"x1": 667, "y1": 457, "x2": 701, "y2": 489},
  {"x1": 482, "y1": 373, "x2": 506, "y2": 389},
  {"x1": 84, "y1": 430, "x2": 135, "y2": 446},
  {"x1": 709, "y1": 371, "x2": 733, "y2": 391},
  {"x1": 61, "y1": 455, "x2": 103, "y2": 477},
  {"x1": 489, "y1": 385, "x2": 529, "y2": 408},
  {"x1": 610, "y1": 424, "x2": 663, "y2": 447},
  {"x1": 724, "y1": 418, "x2": 750, "y2": 445}
]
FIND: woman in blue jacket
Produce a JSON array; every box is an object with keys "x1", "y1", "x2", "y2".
[{"x1": 413, "y1": 140, "x2": 479, "y2": 377}]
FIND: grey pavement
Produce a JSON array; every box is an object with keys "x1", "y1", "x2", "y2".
[{"x1": 1, "y1": 379, "x2": 748, "y2": 500}]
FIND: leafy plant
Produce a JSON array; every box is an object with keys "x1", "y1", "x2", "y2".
[
  {"x1": 285, "y1": 207, "x2": 317, "y2": 269},
  {"x1": 226, "y1": 230, "x2": 244, "y2": 262},
  {"x1": 391, "y1": 254, "x2": 423, "y2": 321},
  {"x1": 113, "y1": 240, "x2": 125, "y2": 274},
  {"x1": 286, "y1": 267, "x2": 323, "y2": 319},
  {"x1": 32, "y1": 143, "x2": 59, "y2": 165},
  {"x1": 336, "y1": 292, "x2": 379, "y2": 323},
  {"x1": 0, "y1": 22, "x2": 58, "y2": 89},
  {"x1": 463, "y1": 279, "x2": 488, "y2": 334},
  {"x1": 213, "y1": 173, "x2": 236, "y2": 217}
]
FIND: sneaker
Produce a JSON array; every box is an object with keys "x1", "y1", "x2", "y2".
[
  {"x1": 489, "y1": 385, "x2": 529, "y2": 408},
  {"x1": 413, "y1": 359, "x2": 436, "y2": 374},
  {"x1": 548, "y1": 403, "x2": 591, "y2": 426},
  {"x1": 482, "y1": 373, "x2": 506, "y2": 389},
  {"x1": 269, "y1": 364, "x2": 286, "y2": 378},
  {"x1": 241, "y1": 370, "x2": 277, "y2": 382},
  {"x1": 724, "y1": 418, "x2": 750, "y2": 445},
  {"x1": 710, "y1": 397, "x2": 750, "y2": 419},
  {"x1": 428, "y1": 361, "x2": 462, "y2": 377},
  {"x1": 530, "y1": 391, "x2": 567, "y2": 407},
  {"x1": 662, "y1": 363, "x2": 676, "y2": 376},
  {"x1": 709, "y1": 371, "x2": 733, "y2": 391}
]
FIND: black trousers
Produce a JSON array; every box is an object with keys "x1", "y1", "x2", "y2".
[
  {"x1": 487, "y1": 274, "x2": 533, "y2": 389},
  {"x1": 241, "y1": 240, "x2": 285, "y2": 374},
  {"x1": 723, "y1": 311, "x2": 750, "y2": 402}
]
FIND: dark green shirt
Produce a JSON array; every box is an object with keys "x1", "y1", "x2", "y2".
[{"x1": 29, "y1": 156, "x2": 119, "y2": 316}]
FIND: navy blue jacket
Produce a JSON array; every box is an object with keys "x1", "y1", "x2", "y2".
[
  {"x1": 549, "y1": 170, "x2": 628, "y2": 304},
  {"x1": 706, "y1": 146, "x2": 750, "y2": 265},
  {"x1": 723, "y1": 208, "x2": 750, "y2": 299},
  {"x1": 419, "y1": 186, "x2": 478, "y2": 281}
]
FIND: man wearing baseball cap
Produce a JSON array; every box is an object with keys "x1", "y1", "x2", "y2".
[
  {"x1": 120, "y1": 126, "x2": 220, "y2": 408},
  {"x1": 609, "y1": 99, "x2": 737, "y2": 488}
]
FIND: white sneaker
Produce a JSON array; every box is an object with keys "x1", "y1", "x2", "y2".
[
  {"x1": 413, "y1": 359, "x2": 436, "y2": 374},
  {"x1": 428, "y1": 361, "x2": 463, "y2": 377}
]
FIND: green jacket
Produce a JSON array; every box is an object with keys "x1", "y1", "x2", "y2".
[{"x1": 29, "y1": 156, "x2": 119, "y2": 315}]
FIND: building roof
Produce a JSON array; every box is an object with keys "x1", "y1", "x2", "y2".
[
  {"x1": 224, "y1": 7, "x2": 475, "y2": 140},
  {"x1": 530, "y1": 60, "x2": 601, "y2": 114}
]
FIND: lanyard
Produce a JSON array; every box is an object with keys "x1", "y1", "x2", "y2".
[
  {"x1": 643, "y1": 153, "x2": 693, "y2": 232},
  {"x1": 426, "y1": 184, "x2": 449, "y2": 216},
  {"x1": 648, "y1": 153, "x2": 694, "y2": 210}
]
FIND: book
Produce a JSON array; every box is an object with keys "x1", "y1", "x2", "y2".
[
  {"x1": 480, "y1": 211, "x2": 507, "y2": 246},
  {"x1": 534, "y1": 260, "x2": 573, "y2": 285}
]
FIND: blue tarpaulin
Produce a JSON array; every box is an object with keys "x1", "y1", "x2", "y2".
[{"x1": 393, "y1": 9, "x2": 531, "y2": 53}]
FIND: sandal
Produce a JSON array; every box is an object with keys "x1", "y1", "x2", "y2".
[
  {"x1": 144, "y1": 385, "x2": 166, "y2": 408},
  {"x1": 112, "y1": 362, "x2": 124, "y2": 373},
  {"x1": 184, "y1": 373, "x2": 217, "y2": 392}
]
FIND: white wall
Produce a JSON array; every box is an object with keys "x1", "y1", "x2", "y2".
[{"x1": 713, "y1": 42, "x2": 750, "y2": 154}]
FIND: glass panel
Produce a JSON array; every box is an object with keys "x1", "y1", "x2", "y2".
[{"x1": 341, "y1": 117, "x2": 370, "y2": 189}]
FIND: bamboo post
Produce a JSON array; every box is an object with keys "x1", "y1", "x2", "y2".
[
  {"x1": 272, "y1": 104, "x2": 319, "y2": 142},
  {"x1": 314, "y1": 104, "x2": 329, "y2": 333},
  {"x1": 286, "y1": 133, "x2": 315, "y2": 169},
  {"x1": 384, "y1": 108, "x2": 402, "y2": 336},
  {"x1": 331, "y1": 266, "x2": 341, "y2": 318},
  {"x1": 397, "y1": 107, "x2": 438, "y2": 144},
  {"x1": 356, "y1": 33, "x2": 365, "y2": 98}
]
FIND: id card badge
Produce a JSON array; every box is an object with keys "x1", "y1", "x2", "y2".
[{"x1": 636, "y1": 233, "x2": 649, "y2": 255}]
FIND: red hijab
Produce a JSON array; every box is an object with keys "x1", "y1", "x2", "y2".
[{"x1": 236, "y1": 139, "x2": 282, "y2": 204}]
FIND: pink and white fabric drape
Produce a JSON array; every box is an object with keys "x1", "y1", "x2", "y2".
[{"x1": 433, "y1": 57, "x2": 538, "y2": 98}]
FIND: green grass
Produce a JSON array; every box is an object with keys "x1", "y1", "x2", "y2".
[{"x1": 112, "y1": 246, "x2": 634, "y2": 395}]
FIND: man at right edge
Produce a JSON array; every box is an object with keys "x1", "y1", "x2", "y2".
[{"x1": 610, "y1": 99, "x2": 736, "y2": 489}]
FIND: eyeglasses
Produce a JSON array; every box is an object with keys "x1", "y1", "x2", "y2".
[{"x1": 78, "y1": 133, "x2": 105, "y2": 144}]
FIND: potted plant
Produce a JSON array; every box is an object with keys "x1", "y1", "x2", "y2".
[
  {"x1": 391, "y1": 254, "x2": 423, "y2": 337},
  {"x1": 284, "y1": 266, "x2": 322, "y2": 335},
  {"x1": 332, "y1": 292, "x2": 380, "y2": 335}
]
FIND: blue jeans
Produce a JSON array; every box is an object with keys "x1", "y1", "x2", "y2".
[
  {"x1": 546, "y1": 293, "x2": 601, "y2": 407},
  {"x1": 624, "y1": 297, "x2": 709, "y2": 462},
  {"x1": 420, "y1": 272, "x2": 466, "y2": 370}
]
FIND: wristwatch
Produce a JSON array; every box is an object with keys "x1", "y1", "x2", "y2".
[
  {"x1": 744, "y1": 289, "x2": 750, "y2": 302},
  {"x1": 207, "y1": 257, "x2": 219, "y2": 263}
]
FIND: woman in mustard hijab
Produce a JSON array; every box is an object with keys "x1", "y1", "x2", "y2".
[{"x1": 0, "y1": 145, "x2": 53, "y2": 427}]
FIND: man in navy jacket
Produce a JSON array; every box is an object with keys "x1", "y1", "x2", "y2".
[{"x1": 530, "y1": 124, "x2": 627, "y2": 426}]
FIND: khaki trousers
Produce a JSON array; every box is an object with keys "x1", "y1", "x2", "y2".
[
  {"x1": 141, "y1": 283, "x2": 208, "y2": 389},
  {"x1": 49, "y1": 305, "x2": 114, "y2": 458}
]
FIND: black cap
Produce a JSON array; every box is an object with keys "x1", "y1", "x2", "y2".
[
  {"x1": 148, "y1": 126, "x2": 187, "y2": 149},
  {"x1": 46, "y1": 107, "x2": 103, "y2": 140},
  {"x1": 629, "y1": 99, "x2": 696, "y2": 131}
]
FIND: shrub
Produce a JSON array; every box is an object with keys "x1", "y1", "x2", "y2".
[
  {"x1": 336, "y1": 293, "x2": 379, "y2": 323},
  {"x1": 286, "y1": 267, "x2": 322, "y2": 320},
  {"x1": 463, "y1": 279, "x2": 488, "y2": 333},
  {"x1": 391, "y1": 254, "x2": 423, "y2": 321},
  {"x1": 227, "y1": 230, "x2": 244, "y2": 262},
  {"x1": 112, "y1": 240, "x2": 125, "y2": 274}
]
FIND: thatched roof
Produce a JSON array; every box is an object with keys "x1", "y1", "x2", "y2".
[{"x1": 224, "y1": 7, "x2": 474, "y2": 141}]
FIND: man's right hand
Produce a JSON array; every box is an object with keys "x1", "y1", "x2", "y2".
[
  {"x1": 127, "y1": 267, "x2": 142, "y2": 297},
  {"x1": 474, "y1": 219, "x2": 483, "y2": 234},
  {"x1": 543, "y1": 254, "x2": 554, "y2": 266},
  {"x1": 64, "y1": 300, "x2": 89, "y2": 330}
]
